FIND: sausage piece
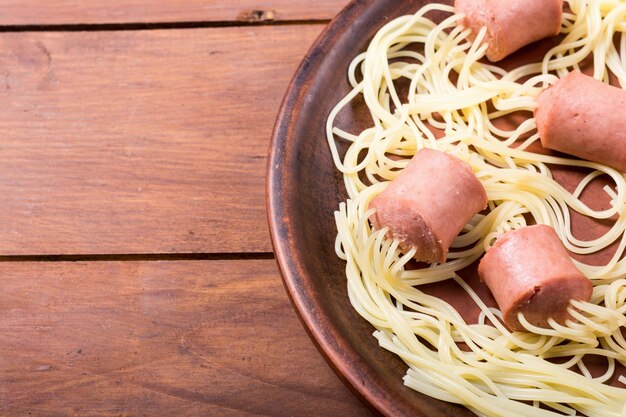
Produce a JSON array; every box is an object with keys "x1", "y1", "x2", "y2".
[
  {"x1": 455, "y1": 0, "x2": 563, "y2": 62},
  {"x1": 478, "y1": 225, "x2": 592, "y2": 332},
  {"x1": 535, "y1": 71, "x2": 626, "y2": 172},
  {"x1": 369, "y1": 148, "x2": 487, "y2": 264}
]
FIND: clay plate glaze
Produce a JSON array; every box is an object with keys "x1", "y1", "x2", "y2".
[{"x1": 267, "y1": 0, "x2": 623, "y2": 416}]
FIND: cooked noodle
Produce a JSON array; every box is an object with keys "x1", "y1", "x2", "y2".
[{"x1": 328, "y1": 1, "x2": 626, "y2": 415}]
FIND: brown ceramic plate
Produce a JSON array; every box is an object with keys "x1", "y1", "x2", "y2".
[
  {"x1": 267, "y1": 1, "x2": 473, "y2": 416},
  {"x1": 267, "y1": 1, "x2": 622, "y2": 416}
]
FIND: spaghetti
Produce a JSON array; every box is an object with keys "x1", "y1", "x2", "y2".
[{"x1": 328, "y1": 1, "x2": 626, "y2": 415}]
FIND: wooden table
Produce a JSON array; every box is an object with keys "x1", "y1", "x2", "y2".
[{"x1": 0, "y1": 2, "x2": 376, "y2": 415}]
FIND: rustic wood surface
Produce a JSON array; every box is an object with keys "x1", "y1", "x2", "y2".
[
  {"x1": 0, "y1": 0, "x2": 345, "y2": 25},
  {"x1": 0, "y1": 260, "x2": 372, "y2": 416},
  {"x1": 0, "y1": 25, "x2": 321, "y2": 256},
  {"x1": 0, "y1": 0, "x2": 375, "y2": 415}
]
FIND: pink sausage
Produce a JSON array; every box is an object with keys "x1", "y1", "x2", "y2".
[
  {"x1": 535, "y1": 71, "x2": 626, "y2": 172},
  {"x1": 478, "y1": 225, "x2": 592, "y2": 332},
  {"x1": 369, "y1": 148, "x2": 487, "y2": 264},
  {"x1": 455, "y1": 0, "x2": 563, "y2": 62}
]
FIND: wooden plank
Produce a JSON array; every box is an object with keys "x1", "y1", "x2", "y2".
[
  {"x1": 0, "y1": 0, "x2": 347, "y2": 26},
  {"x1": 0, "y1": 25, "x2": 324, "y2": 255},
  {"x1": 0, "y1": 259, "x2": 374, "y2": 416}
]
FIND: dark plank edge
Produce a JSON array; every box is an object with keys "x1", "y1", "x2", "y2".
[
  {"x1": 0, "y1": 0, "x2": 347, "y2": 27},
  {"x1": 0, "y1": 19, "x2": 330, "y2": 33},
  {"x1": 0, "y1": 252, "x2": 275, "y2": 262}
]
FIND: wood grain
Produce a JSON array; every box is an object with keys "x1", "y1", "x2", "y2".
[
  {"x1": 0, "y1": 259, "x2": 374, "y2": 417},
  {"x1": 0, "y1": 25, "x2": 325, "y2": 255},
  {"x1": 0, "y1": 0, "x2": 347, "y2": 26}
]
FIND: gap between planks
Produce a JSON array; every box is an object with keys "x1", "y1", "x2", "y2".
[
  {"x1": 0, "y1": 252, "x2": 275, "y2": 262},
  {"x1": 0, "y1": 19, "x2": 331, "y2": 33}
]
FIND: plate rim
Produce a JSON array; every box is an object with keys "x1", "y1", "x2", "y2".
[{"x1": 266, "y1": 1, "x2": 415, "y2": 416}]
